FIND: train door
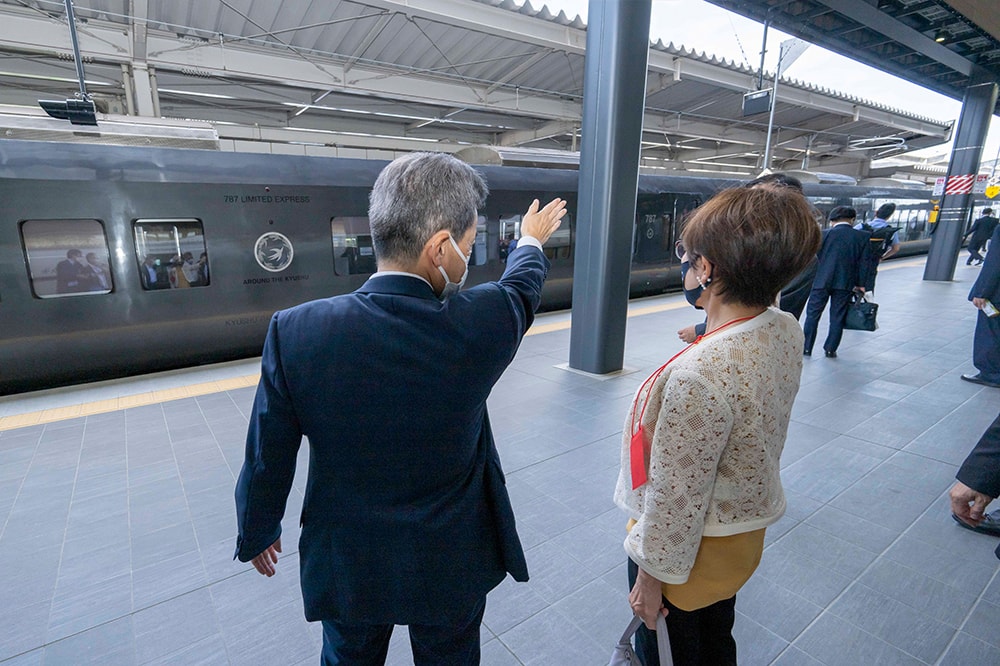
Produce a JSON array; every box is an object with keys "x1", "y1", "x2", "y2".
[
  {"x1": 673, "y1": 194, "x2": 702, "y2": 253},
  {"x1": 634, "y1": 194, "x2": 675, "y2": 264}
]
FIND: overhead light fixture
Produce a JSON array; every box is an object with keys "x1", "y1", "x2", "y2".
[{"x1": 935, "y1": 30, "x2": 950, "y2": 43}]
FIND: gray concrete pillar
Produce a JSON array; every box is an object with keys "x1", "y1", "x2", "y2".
[
  {"x1": 568, "y1": 0, "x2": 651, "y2": 374},
  {"x1": 924, "y1": 80, "x2": 998, "y2": 281}
]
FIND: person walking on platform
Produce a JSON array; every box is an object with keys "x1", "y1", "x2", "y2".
[
  {"x1": 964, "y1": 208, "x2": 999, "y2": 266},
  {"x1": 855, "y1": 202, "x2": 900, "y2": 291},
  {"x1": 962, "y1": 223, "x2": 1000, "y2": 388},
  {"x1": 950, "y1": 412, "x2": 1000, "y2": 560},
  {"x1": 234, "y1": 152, "x2": 566, "y2": 665},
  {"x1": 802, "y1": 207, "x2": 873, "y2": 358}
]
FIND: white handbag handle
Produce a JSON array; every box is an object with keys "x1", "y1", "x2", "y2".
[{"x1": 618, "y1": 613, "x2": 673, "y2": 666}]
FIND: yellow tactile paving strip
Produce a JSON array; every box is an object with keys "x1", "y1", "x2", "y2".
[
  {"x1": 0, "y1": 257, "x2": 929, "y2": 432},
  {"x1": 0, "y1": 374, "x2": 260, "y2": 432}
]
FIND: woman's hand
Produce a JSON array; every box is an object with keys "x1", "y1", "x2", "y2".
[
  {"x1": 629, "y1": 566, "x2": 668, "y2": 630},
  {"x1": 677, "y1": 325, "x2": 698, "y2": 343}
]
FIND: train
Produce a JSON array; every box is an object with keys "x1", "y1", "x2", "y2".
[{"x1": 0, "y1": 138, "x2": 938, "y2": 395}]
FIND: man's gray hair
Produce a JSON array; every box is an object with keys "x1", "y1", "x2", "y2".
[{"x1": 369, "y1": 153, "x2": 488, "y2": 263}]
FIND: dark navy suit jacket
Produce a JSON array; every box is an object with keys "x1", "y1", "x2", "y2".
[
  {"x1": 235, "y1": 245, "x2": 546, "y2": 625},
  {"x1": 812, "y1": 224, "x2": 872, "y2": 291},
  {"x1": 970, "y1": 225, "x2": 1000, "y2": 304},
  {"x1": 966, "y1": 215, "x2": 999, "y2": 247}
]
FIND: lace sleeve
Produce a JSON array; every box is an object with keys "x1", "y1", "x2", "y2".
[{"x1": 625, "y1": 368, "x2": 734, "y2": 583}]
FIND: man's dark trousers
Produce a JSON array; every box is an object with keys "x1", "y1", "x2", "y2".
[
  {"x1": 320, "y1": 597, "x2": 486, "y2": 666},
  {"x1": 802, "y1": 287, "x2": 853, "y2": 353},
  {"x1": 973, "y1": 311, "x2": 1000, "y2": 383}
]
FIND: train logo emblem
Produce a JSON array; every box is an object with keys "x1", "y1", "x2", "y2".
[{"x1": 254, "y1": 232, "x2": 294, "y2": 272}]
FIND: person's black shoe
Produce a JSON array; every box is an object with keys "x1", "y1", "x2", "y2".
[
  {"x1": 824, "y1": 350, "x2": 837, "y2": 358},
  {"x1": 952, "y1": 510, "x2": 1000, "y2": 537},
  {"x1": 961, "y1": 373, "x2": 1000, "y2": 388},
  {"x1": 967, "y1": 259, "x2": 974, "y2": 265},
  {"x1": 803, "y1": 349, "x2": 812, "y2": 356},
  {"x1": 975, "y1": 260, "x2": 984, "y2": 266}
]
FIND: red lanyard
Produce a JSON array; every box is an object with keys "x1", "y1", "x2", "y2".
[{"x1": 629, "y1": 315, "x2": 756, "y2": 490}]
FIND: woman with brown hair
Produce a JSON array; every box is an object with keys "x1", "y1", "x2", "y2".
[{"x1": 615, "y1": 185, "x2": 821, "y2": 665}]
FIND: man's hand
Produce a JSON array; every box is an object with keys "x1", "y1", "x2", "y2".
[
  {"x1": 251, "y1": 538, "x2": 282, "y2": 577},
  {"x1": 677, "y1": 325, "x2": 698, "y2": 343},
  {"x1": 629, "y1": 566, "x2": 668, "y2": 630},
  {"x1": 519, "y1": 198, "x2": 567, "y2": 245},
  {"x1": 973, "y1": 297, "x2": 987, "y2": 310},
  {"x1": 950, "y1": 481, "x2": 994, "y2": 527}
]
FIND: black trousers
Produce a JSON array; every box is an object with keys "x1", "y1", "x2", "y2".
[
  {"x1": 968, "y1": 239, "x2": 986, "y2": 263},
  {"x1": 320, "y1": 596, "x2": 486, "y2": 666},
  {"x1": 973, "y1": 309, "x2": 1000, "y2": 382},
  {"x1": 802, "y1": 287, "x2": 853, "y2": 353},
  {"x1": 627, "y1": 559, "x2": 737, "y2": 666}
]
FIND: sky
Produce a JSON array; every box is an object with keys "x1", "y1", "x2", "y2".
[{"x1": 541, "y1": 0, "x2": 1000, "y2": 172}]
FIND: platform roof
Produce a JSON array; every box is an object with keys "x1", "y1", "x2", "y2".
[
  {"x1": 0, "y1": 0, "x2": 955, "y2": 176},
  {"x1": 707, "y1": 0, "x2": 1000, "y2": 116}
]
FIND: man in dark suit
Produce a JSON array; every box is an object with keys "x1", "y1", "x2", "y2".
[
  {"x1": 962, "y1": 223, "x2": 1000, "y2": 388},
  {"x1": 950, "y1": 413, "x2": 1000, "y2": 555},
  {"x1": 964, "y1": 208, "x2": 999, "y2": 265},
  {"x1": 234, "y1": 152, "x2": 566, "y2": 665},
  {"x1": 802, "y1": 206, "x2": 873, "y2": 358}
]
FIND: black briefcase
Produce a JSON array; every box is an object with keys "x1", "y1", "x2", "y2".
[{"x1": 844, "y1": 292, "x2": 878, "y2": 331}]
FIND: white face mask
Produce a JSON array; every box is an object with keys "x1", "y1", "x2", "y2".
[{"x1": 437, "y1": 234, "x2": 470, "y2": 300}]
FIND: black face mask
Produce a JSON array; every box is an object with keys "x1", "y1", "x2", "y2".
[{"x1": 681, "y1": 260, "x2": 708, "y2": 310}]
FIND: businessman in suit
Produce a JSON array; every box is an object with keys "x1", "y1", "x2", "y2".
[
  {"x1": 802, "y1": 206, "x2": 873, "y2": 358},
  {"x1": 963, "y1": 224, "x2": 1000, "y2": 388},
  {"x1": 950, "y1": 412, "x2": 1000, "y2": 554},
  {"x1": 234, "y1": 152, "x2": 565, "y2": 665},
  {"x1": 964, "y1": 208, "x2": 998, "y2": 265}
]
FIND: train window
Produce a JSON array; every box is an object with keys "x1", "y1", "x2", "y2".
[
  {"x1": 498, "y1": 213, "x2": 572, "y2": 263},
  {"x1": 331, "y1": 217, "x2": 376, "y2": 275},
  {"x1": 472, "y1": 216, "x2": 487, "y2": 267},
  {"x1": 499, "y1": 215, "x2": 520, "y2": 263},
  {"x1": 133, "y1": 219, "x2": 210, "y2": 290},
  {"x1": 20, "y1": 219, "x2": 113, "y2": 299}
]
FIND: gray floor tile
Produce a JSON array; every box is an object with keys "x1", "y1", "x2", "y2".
[
  {"x1": 804, "y1": 505, "x2": 898, "y2": 553},
  {"x1": 960, "y1": 595, "x2": 1000, "y2": 650},
  {"x1": 43, "y1": 616, "x2": 136, "y2": 666},
  {"x1": 736, "y1": 575, "x2": 823, "y2": 642},
  {"x1": 768, "y1": 523, "x2": 879, "y2": 579},
  {"x1": 881, "y1": 534, "x2": 1000, "y2": 597},
  {"x1": 793, "y1": 612, "x2": 924, "y2": 666},
  {"x1": 497, "y1": 605, "x2": 606, "y2": 666},
  {"x1": 769, "y1": 646, "x2": 825, "y2": 666},
  {"x1": 483, "y1": 575, "x2": 550, "y2": 636},
  {"x1": 827, "y1": 582, "x2": 954, "y2": 662},
  {"x1": 133, "y1": 588, "x2": 222, "y2": 663},
  {"x1": 732, "y1": 613, "x2": 789, "y2": 666},
  {"x1": 551, "y1": 577, "x2": 632, "y2": 654},
  {"x1": 938, "y1": 632, "x2": 1000, "y2": 665},
  {"x1": 857, "y1": 558, "x2": 978, "y2": 628}
]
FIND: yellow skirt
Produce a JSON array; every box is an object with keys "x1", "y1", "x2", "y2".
[{"x1": 627, "y1": 519, "x2": 765, "y2": 612}]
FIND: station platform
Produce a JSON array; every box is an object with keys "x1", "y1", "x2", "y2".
[{"x1": 2, "y1": 255, "x2": 999, "y2": 666}]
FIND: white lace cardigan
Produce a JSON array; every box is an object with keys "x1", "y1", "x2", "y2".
[{"x1": 613, "y1": 307, "x2": 803, "y2": 584}]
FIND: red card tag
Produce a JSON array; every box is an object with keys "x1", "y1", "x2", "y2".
[{"x1": 630, "y1": 426, "x2": 648, "y2": 489}]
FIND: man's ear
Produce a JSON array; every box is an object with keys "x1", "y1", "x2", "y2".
[{"x1": 423, "y1": 230, "x2": 452, "y2": 266}]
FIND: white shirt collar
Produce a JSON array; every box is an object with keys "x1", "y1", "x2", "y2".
[{"x1": 371, "y1": 270, "x2": 432, "y2": 288}]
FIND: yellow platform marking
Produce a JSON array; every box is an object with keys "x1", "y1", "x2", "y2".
[
  {"x1": 0, "y1": 374, "x2": 260, "y2": 432},
  {"x1": 0, "y1": 257, "x2": 931, "y2": 432}
]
